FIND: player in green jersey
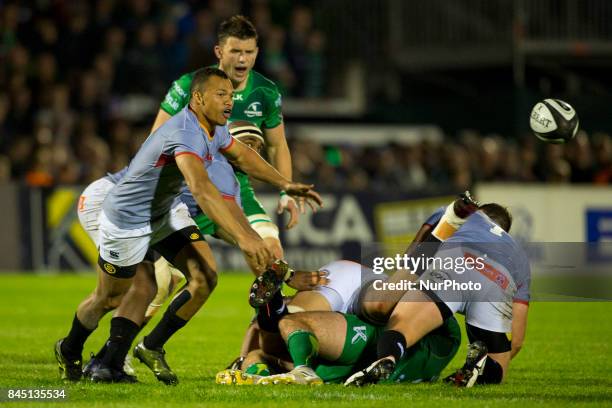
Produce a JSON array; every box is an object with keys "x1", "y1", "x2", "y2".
[
  {"x1": 215, "y1": 311, "x2": 460, "y2": 386},
  {"x1": 151, "y1": 15, "x2": 298, "y2": 261},
  {"x1": 145, "y1": 15, "x2": 301, "y2": 320}
]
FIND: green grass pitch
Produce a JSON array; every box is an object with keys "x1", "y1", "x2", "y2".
[{"x1": 1, "y1": 273, "x2": 611, "y2": 407}]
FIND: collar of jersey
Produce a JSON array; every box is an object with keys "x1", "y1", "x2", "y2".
[{"x1": 186, "y1": 106, "x2": 214, "y2": 141}]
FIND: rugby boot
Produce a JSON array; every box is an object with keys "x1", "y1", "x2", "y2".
[
  {"x1": 54, "y1": 338, "x2": 82, "y2": 382},
  {"x1": 453, "y1": 191, "x2": 481, "y2": 219},
  {"x1": 90, "y1": 362, "x2": 138, "y2": 383},
  {"x1": 444, "y1": 341, "x2": 488, "y2": 388},
  {"x1": 257, "y1": 366, "x2": 322, "y2": 386},
  {"x1": 216, "y1": 369, "x2": 262, "y2": 385},
  {"x1": 82, "y1": 352, "x2": 101, "y2": 378},
  {"x1": 133, "y1": 341, "x2": 178, "y2": 385},
  {"x1": 343, "y1": 357, "x2": 395, "y2": 387}
]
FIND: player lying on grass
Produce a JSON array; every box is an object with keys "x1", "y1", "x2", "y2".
[
  {"x1": 219, "y1": 310, "x2": 461, "y2": 386},
  {"x1": 216, "y1": 194, "x2": 477, "y2": 383},
  {"x1": 55, "y1": 67, "x2": 322, "y2": 384},
  {"x1": 344, "y1": 202, "x2": 530, "y2": 387}
]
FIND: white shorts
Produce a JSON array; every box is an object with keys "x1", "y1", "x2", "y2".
[
  {"x1": 98, "y1": 203, "x2": 197, "y2": 267},
  {"x1": 418, "y1": 247, "x2": 516, "y2": 333},
  {"x1": 315, "y1": 260, "x2": 379, "y2": 313},
  {"x1": 77, "y1": 177, "x2": 115, "y2": 247}
]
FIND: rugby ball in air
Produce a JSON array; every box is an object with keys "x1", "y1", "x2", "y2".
[{"x1": 529, "y1": 99, "x2": 579, "y2": 144}]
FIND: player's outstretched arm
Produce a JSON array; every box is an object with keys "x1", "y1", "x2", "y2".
[
  {"x1": 264, "y1": 124, "x2": 292, "y2": 180},
  {"x1": 511, "y1": 301, "x2": 529, "y2": 359},
  {"x1": 176, "y1": 153, "x2": 272, "y2": 271},
  {"x1": 222, "y1": 139, "x2": 323, "y2": 209}
]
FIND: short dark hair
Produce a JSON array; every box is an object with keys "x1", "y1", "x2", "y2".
[
  {"x1": 217, "y1": 15, "x2": 258, "y2": 45},
  {"x1": 480, "y1": 203, "x2": 513, "y2": 233},
  {"x1": 190, "y1": 67, "x2": 229, "y2": 95}
]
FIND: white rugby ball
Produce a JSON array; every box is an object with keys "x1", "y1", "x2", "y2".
[{"x1": 529, "y1": 99, "x2": 579, "y2": 144}]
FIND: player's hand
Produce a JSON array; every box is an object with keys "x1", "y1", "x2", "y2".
[
  {"x1": 282, "y1": 182, "x2": 323, "y2": 213},
  {"x1": 276, "y1": 193, "x2": 300, "y2": 229},
  {"x1": 285, "y1": 270, "x2": 330, "y2": 291},
  {"x1": 237, "y1": 236, "x2": 273, "y2": 273}
]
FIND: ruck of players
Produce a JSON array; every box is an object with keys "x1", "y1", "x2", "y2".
[{"x1": 54, "y1": 15, "x2": 530, "y2": 390}]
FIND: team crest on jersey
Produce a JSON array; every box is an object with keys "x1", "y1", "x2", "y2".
[
  {"x1": 244, "y1": 102, "x2": 263, "y2": 117},
  {"x1": 190, "y1": 232, "x2": 200, "y2": 240},
  {"x1": 103, "y1": 263, "x2": 117, "y2": 274},
  {"x1": 351, "y1": 326, "x2": 368, "y2": 344}
]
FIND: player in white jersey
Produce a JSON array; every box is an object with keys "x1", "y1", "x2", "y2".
[{"x1": 55, "y1": 67, "x2": 322, "y2": 384}]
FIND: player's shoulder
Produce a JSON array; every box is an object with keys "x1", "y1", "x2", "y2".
[{"x1": 250, "y1": 70, "x2": 280, "y2": 93}]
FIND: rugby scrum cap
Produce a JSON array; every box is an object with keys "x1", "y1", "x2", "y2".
[{"x1": 228, "y1": 120, "x2": 264, "y2": 144}]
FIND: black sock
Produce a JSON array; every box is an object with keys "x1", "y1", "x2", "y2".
[
  {"x1": 143, "y1": 290, "x2": 191, "y2": 350},
  {"x1": 61, "y1": 314, "x2": 94, "y2": 360},
  {"x1": 256, "y1": 290, "x2": 287, "y2": 333},
  {"x1": 377, "y1": 330, "x2": 407, "y2": 362},
  {"x1": 477, "y1": 357, "x2": 503, "y2": 384},
  {"x1": 100, "y1": 317, "x2": 140, "y2": 371}
]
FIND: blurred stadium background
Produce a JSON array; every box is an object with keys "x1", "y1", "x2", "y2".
[{"x1": 0, "y1": 0, "x2": 610, "y2": 274}]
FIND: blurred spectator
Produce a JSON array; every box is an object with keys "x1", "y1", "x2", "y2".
[
  {"x1": 261, "y1": 25, "x2": 295, "y2": 95},
  {"x1": 0, "y1": 0, "x2": 608, "y2": 192},
  {"x1": 186, "y1": 10, "x2": 217, "y2": 71}
]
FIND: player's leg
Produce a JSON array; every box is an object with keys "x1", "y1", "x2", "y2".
[
  {"x1": 355, "y1": 192, "x2": 479, "y2": 324},
  {"x1": 383, "y1": 316, "x2": 461, "y2": 384},
  {"x1": 135, "y1": 224, "x2": 217, "y2": 385},
  {"x1": 345, "y1": 289, "x2": 451, "y2": 386},
  {"x1": 258, "y1": 312, "x2": 347, "y2": 385},
  {"x1": 144, "y1": 257, "x2": 184, "y2": 322},
  {"x1": 55, "y1": 257, "x2": 135, "y2": 381}
]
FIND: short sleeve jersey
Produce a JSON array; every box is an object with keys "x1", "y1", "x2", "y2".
[
  {"x1": 160, "y1": 69, "x2": 283, "y2": 130},
  {"x1": 442, "y1": 212, "x2": 531, "y2": 304},
  {"x1": 180, "y1": 153, "x2": 242, "y2": 218},
  {"x1": 103, "y1": 106, "x2": 234, "y2": 229}
]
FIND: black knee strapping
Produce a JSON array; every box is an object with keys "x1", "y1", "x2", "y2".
[{"x1": 167, "y1": 290, "x2": 192, "y2": 315}]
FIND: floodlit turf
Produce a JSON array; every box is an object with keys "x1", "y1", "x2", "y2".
[{"x1": 0, "y1": 273, "x2": 611, "y2": 407}]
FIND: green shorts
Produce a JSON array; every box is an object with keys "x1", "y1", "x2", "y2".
[
  {"x1": 315, "y1": 314, "x2": 461, "y2": 384},
  {"x1": 193, "y1": 171, "x2": 271, "y2": 236}
]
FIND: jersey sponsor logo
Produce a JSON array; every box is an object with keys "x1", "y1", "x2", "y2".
[
  {"x1": 351, "y1": 326, "x2": 368, "y2": 344},
  {"x1": 245, "y1": 102, "x2": 263, "y2": 118},
  {"x1": 189, "y1": 232, "x2": 200, "y2": 240},
  {"x1": 103, "y1": 262, "x2": 117, "y2": 274},
  {"x1": 233, "y1": 94, "x2": 244, "y2": 101},
  {"x1": 465, "y1": 252, "x2": 509, "y2": 289},
  {"x1": 173, "y1": 82, "x2": 187, "y2": 97},
  {"x1": 164, "y1": 94, "x2": 180, "y2": 111},
  {"x1": 109, "y1": 250, "x2": 119, "y2": 259},
  {"x1": 274, "y1": 95, "x2": 282, "y2": 107}
]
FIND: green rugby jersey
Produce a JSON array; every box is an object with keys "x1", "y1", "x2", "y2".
[{"x1": 160, "y1": 69, "x2": 283, "y2": 129}]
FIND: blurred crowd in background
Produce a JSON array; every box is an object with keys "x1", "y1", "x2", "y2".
[{"x1": 0, "y1": 0, "x2": 610, "y2": 191}]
